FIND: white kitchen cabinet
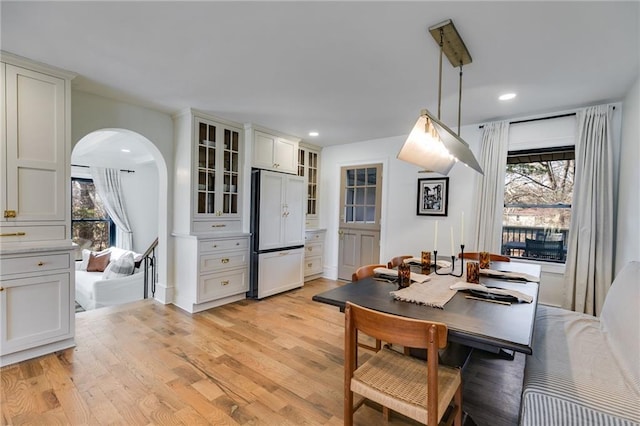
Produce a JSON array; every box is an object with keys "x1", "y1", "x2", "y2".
[
  {"x1": 173, "y1": 109, "x2": 244, "y2": 235},
  {"x1": 172, "y1": 233, "x2": 249, "y2": 313},
  {"x1": 257, "y1": 248, "x2": 304, "y2": 298},
  {"x1": 257, "y1": 171, "x2": 305, "y2": 250},
  {"x1": 304, "y1": 229, "x2": 325, "y2": 281},
  {"x1": 0, "y1": 245, "x2": 75, "y2": 367},
  {"x1": 298, "y1": 143, "x2": 321, "y2": 229},
  {"x1": 0, "y1": 52, "x2": 74, "y2": 243},
  {"x1": 249, "y1": 126, "x2": 299, "y2": 175}
]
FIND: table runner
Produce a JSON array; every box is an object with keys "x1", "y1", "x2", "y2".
[{"x1": 390, "y1": 272, "x2": 458, "y2": 309}]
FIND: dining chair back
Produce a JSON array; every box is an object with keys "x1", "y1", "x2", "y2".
[
  {"x1": 352, "y1": 264, "x2": 387, "y2": 282},
  {"x1": 387, "y1": 255, "x2": 412, "y2": 269},
  {"x1": 351, "y1": 263, "x2": 387, "y2": 352},
  {"x1": 344, "y1": 302, "x2": 462, "y2": 426},
  {"x1": 458, "y1": 252, "x2": 510, "y2": 262}
]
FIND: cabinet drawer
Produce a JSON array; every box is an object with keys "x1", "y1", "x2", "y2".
[
  {"x1": 198, "y1": 238, "x2": 248, "y2": 254},
  {"x1": 304, "y1": 242, "x2": 323, "y2": 258},
  {"x1": 304, "y1": 231, "x2": 325, "y2": 243},
  {"x1": 192, "y1": 220, "x2": 241, "y2": 234},
  {"x1": 304, "y1": 255, "x2": 323, "y2": 276},
  {"x1": 198, "y1": 269, "x2": 247, "y2": 302},
  {"x1": 200, "y1": 251, "x2": 247, "y2": 273},
  {"x1": 1, "y1": 253, "x2": 71, "y2": 276},
  {"x1": 0, "y1": 225, "x2": 66, "y2": 243}
]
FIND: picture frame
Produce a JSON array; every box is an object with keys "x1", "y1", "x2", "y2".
[{"x1": 417, "y1": 177, "x2": 449, "y2": 216}]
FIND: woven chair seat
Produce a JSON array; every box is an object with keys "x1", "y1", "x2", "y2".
[{"x1": 351, "y1": 347, "x2": 461, "y2": 424}]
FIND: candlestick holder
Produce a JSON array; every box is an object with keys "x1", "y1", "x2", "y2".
[{"x1": 433, "y1": 244, "x2": 465, "y2": 277}]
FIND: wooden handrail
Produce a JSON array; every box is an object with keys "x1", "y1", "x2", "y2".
[{"x1": 142, "y1": 237, "x2": 159, "y2": 259}]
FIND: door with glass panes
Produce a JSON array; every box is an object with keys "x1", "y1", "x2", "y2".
[
  {"x1": 195, "y1": 119, "x2": 240, "y2": 218},
  {"x1": 337, "y1": 164, "x2": 382, "y2": 280}
]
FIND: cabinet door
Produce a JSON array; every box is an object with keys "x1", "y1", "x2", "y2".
[
  {"x1": 258, "y1": 171, "x2": 285, "y2": 250},
  {"x1": 273, "y1": 138, "x2": 298, "y2": 174},
  {"x1": 0, "y1": 273, "x2": 71, "y2": 355},
  {"x1": 283, "y1": 175, "x2": 305, "y2": 247},
  {"x1": 257, "y1": 248, "x2": 304, "y2": 298},
  {"x1": 3, "y1": 65, "x2": 66, "y2": 222},
  {"x1": 253, "y1": 131, "x2": 276, "y2": 170}
]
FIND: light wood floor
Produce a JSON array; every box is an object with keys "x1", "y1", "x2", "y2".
[{"x1": 1, "y1": 278, "x2": 524, "y2": 425}]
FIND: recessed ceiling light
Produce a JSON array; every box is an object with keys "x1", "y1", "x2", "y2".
[
  {"x1": 499, "y1": 93, "x2": 517, "y2": 101},
  {"x1": 308, "y1": 131, "x2": 319, "y2": 137},
  {"x1": 121, "y1": 149, "x2": 131, "y2": 153}
]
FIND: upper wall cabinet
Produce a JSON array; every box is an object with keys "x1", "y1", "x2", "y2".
[
  {"x1": 173, "y1": 110, "x2": 244, "y2": 234},
  {"x1": 298, "y1": 143, "x2": 322, "y2": 229},
  {"x1": 248, "y1": 125, "x2": 299, "y2": 175},
  {"x1": 0, "y1": 52, "x2": 75, "y2": 244}
]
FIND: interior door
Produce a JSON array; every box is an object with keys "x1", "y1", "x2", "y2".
[{"x1": 337, "y1": 164, "x2": 382, "y2": 280}]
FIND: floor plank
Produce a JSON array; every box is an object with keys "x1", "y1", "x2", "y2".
[{"x1": 1, "y1": 278, "x2": 524, "y2": 425}]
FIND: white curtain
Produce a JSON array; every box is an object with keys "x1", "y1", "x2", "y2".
[
  {"x1": 474, "y1": 121, "x2": 510, "y2": 253},
  {"x1": 90, "y1": 167, "x2": 133, "y2": 250},
  {"x1": 563, "y1": 105, "x2": 614, "y2": 316}
]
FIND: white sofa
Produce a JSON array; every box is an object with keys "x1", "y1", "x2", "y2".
[
  {"x1": 520, "y1": 261, "x2": 640, "y2": 426},
  {"x1": 75, "y1": 247, "x2": 147, "y2": 311}
]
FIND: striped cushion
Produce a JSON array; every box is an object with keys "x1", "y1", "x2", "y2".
[{"x1": 521, "y1": 305, "x2": 640, "y2": 426}]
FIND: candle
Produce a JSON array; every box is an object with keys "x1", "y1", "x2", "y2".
[
  {"x1": 450, "y1": 226, "x2": 455, "y2": 254},
  {"x1": 461, "y1": 211, "x2": 464, "y2": 245},
  {"x1": 434, "y1": 221, "x2": 438, "y2": 251}
]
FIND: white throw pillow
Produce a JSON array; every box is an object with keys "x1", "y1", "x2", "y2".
[{"x1": 103, "y1": 252, "x2": 135, "y2": 279}]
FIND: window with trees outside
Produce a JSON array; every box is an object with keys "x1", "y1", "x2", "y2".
[
  {"x1": 71, "y1": 178, "x2": 115, "y2": 258},
  {"x1": 501, "y1": 146, "x2": 574, "y2": 263}
]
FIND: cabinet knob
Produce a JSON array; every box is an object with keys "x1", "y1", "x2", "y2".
[
  {"x1": 235, "y1": 242, "x2": 240, "y2": 246},
  {"x1": 221, "y1": 280, "x2": 230, "y2": 286},
  {"x1": 3, "y1": 210, "x2": 16, "y2": 218},
  {"x1": 221, "y1": 258, "x2": 230, "y2": 263},
  {"x1": 37, "y1": 261, "x2": 45, "y2": 266},
  {"x1": 307, "y1": 263, "x2": 312, "y2": 267},
  {"x1": 0, "y1": 287, "x2": 4, "y2": 292}
]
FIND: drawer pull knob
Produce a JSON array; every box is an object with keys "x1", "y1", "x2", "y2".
[
  {"x1": 4, "y1": 210, "x2": 16, "y2": 218},
  {"x1": 211, "y1": 224, "x2": 226, "y2": 228},
  {"x1": 236, "y1": 242, "x2": 240, "y2": 246},
  {"x1": 0, "y1": 287, "x2": 4, "y2": 292},
  {"x1": 37, "y1": 262, "x2": 45, "y2": 266},
  {"x1": 221, "y1": 280, "x2": 230, "y2": 286},
  {"x1": 307, "y1": 263, "x2": 312, "y2": 267},
  {"x1": 0, "y1": 232, "x2": 26, "y2": 237},
  {"x1": 213, "y1": 244, "x2": 217, "y2": 248},
  {"x1": 221, "y1": 258, "x2": 230, "y2": 264}
]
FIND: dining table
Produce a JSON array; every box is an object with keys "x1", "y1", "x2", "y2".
[{"x1": 312, "y1": 260, "x2": 541, "y2": 359}]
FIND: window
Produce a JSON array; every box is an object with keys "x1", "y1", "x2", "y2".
[
  {"x1": 501, "y1": 146, "x2": 574, "y2": 263},
  {"x1": 71, "y1": 178, "x2": 115, "y2": 257}
]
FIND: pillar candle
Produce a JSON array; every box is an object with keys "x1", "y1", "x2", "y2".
[
  {"x1": 461, "y1": 211, "x2": 464, "y2": 245},
  {"x1": 434, "y1": 221, "x2": 438, "y2": 251}
]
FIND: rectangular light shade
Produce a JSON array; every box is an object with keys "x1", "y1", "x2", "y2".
[
  {"x1": 397, "y1": 110, "x2": 484, "y2": 175},
  {"x1": 397, "y1": 114, "x2": 456, "y2": 175}
]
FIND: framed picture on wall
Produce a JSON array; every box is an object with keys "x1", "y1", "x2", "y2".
[{"x1": 417, "y1": 177, "x2": 449, "y2": 216}]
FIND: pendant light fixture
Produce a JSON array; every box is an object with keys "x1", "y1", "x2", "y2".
[{"x1": 397, "y1": 19, "x2": 483, "y2": 175}]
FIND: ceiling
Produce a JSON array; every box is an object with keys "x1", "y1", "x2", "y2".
[{"x1": 1, "y1": 1, "x2": 638, "y2": 148}]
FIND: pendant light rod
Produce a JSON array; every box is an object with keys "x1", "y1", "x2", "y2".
[
  {"x1": 458, "y1": 64, "x2": 463, "y2": 136},
  {"x1": 437, "y1": 28, "x2": 444, "y2": 120}
]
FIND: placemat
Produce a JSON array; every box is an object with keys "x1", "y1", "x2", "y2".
[{"x1": 390, "y1": 273, "x2": 458, "y2": 308}]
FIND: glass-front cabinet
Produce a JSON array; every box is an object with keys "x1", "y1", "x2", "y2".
[
  {"x1": 196, "y1": 120, "x2": 240, "y2": 217},
  {"x1": 173, "y1": 109, "x2": 244, "y2": 235},
  {"x1": 298, "y1": 143, "x2": 321, "y2": 228}
]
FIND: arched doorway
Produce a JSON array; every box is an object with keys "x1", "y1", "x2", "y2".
[{"x1": 71, "y1": 128, "x2": 170, "y2": 307}]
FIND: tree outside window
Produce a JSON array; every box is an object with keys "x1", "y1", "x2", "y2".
[{"x1": 71, "y1": 178, "x2": 114, "y2": 257}]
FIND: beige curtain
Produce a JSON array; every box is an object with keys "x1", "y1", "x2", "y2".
[
  {"x1": 563, "y1": 105, "x2": 614, "y2": 315},
  {"x1": 474, "y1": 121, "x2": 510, "y2": 253}
]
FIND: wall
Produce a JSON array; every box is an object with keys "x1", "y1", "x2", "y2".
[
  {"x1": 71, "y1": 90, "x2": 174, "y2": 303},
  {"x1": 615, "y1": 76, "x2": 640, "y2": 274},
  {"x1": 121, "y1": 162, "x2": 159, "y2": 254}
]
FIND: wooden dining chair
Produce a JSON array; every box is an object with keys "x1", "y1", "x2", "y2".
[
  {"x1": 458, "y1": 252, "x2": 510, "y2": 262},
  {"x1": 351, "y1": 264, "x2": 386, "y2": 352},
  {"x1": 344, "y1": 302, "x2": 462, "y2": 426},
  {"x1": 387, "y1": 255, "x2": 413, "y2": 269}
]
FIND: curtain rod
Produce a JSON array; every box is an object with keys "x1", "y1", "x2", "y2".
[
  {"x1": 71, "y1": 164, "x2": 135, "y2": 173},
  {"x1": 478, "y1": 106, "x2": 615, "y2": 129}
]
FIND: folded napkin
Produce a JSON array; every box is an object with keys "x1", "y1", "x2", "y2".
[
  {"x1": 390, "y1": 276, "x2": 457, "y2": 308},
  {"x1": 404, "y1": 257, "x2": 452, "y2": 268},
  {"x1": 449, "y1": 282, "x2": 533, "y2": 303},
  {"x1": 373, "y1": 267, "x2": 430, "y2": 283},
  {"x1": 480, "y1": 268, "x2": 539, "y2": 283}
]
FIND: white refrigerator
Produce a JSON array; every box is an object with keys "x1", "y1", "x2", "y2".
[{"x1": 248, "y1": 169, "x2": 305, "y2": 299}]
